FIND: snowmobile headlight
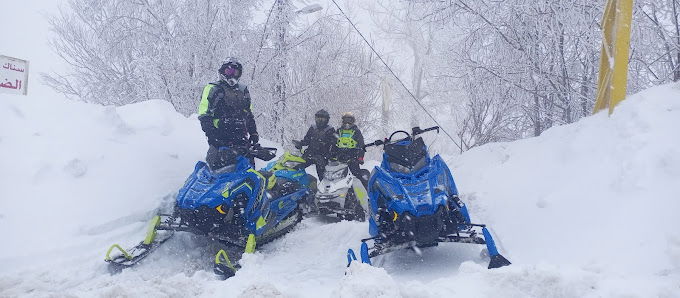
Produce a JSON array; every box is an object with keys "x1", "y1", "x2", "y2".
[{"x1": 325, "y1": 167, "x2": 348, "y2": 181}]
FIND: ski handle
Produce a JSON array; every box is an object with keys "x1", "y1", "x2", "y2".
[{"x1": 364, "y1": 126, "x2": 440, "y2": 149}]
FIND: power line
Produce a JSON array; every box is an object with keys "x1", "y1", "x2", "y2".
[{"x1": 330, "y1": 0, "x2": 461, "y2": 149}]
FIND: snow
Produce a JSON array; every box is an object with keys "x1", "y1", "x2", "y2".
[{"x1": 2, "y1": 83, "x2": 680, "y2": 297}]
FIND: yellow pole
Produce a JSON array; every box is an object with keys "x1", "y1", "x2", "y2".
[
  {"x1": 594, "y1": 0, "x2": 616, "y2": 113},
  {"x1": 609, "y1": 0, "x2": 634, "y2": 114},
  {"x1": 593, "y1": 0, "x2": 634, "y2": 115}
]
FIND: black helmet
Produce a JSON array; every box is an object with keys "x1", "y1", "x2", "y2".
[
  {"x1": 341, "y1": 112, "x2": 355, "y2": 125},
  {"x1": 219, "y1": 57, "x2": 243, "y2": 86},
  {"x1": 315, "y1": 109, "x2": 330, "y2": 128}
]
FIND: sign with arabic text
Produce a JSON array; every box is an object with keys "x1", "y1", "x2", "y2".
[{"x1": 1, "y1": 55, "x2": 29, "y2": 95}]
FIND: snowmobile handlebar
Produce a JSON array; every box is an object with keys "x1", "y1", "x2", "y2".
[
  {"x1": 363, "y1": 126, "x2": 440, "y2": 149},
  {"x1": 249, "y1": 145, "x2": 277, "y2": 161},
  {"x1": 218, "y1": 144, "x2": 277, "y2": 161}
]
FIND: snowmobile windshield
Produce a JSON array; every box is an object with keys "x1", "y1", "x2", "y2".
[
  {"x1": 211, "y1": 163, "x2": 238, "y2": 175},
  {"x1": 207, "y1": 147, "x2": 241, "y2": 174},
  {"x1": 283, "y1": 160, "x2": 304, "y2": 169},
  {"x1": 384, "y1": 137, "x2": 428, "y2": 174},
  {"x1": 389, "y1": 156, "x2": 427, "y2": 174}
]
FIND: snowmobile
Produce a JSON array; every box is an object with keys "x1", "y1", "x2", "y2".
[
  {"x1": 104, "y1": 145, "x2": 315, "y2": 279},
  {"x1": 314, "y1": 160, "x2": 369, "y2": 221},
  {"x1": 346, "y1": 126, "x2": 511, "y2": 269}
]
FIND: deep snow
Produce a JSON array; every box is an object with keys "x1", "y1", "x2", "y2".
[{"x1": 1, "y1": 83, "x2": 679, "y2": 297}]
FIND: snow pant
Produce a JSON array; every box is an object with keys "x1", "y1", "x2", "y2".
[
  {"x1": 347, "y1": 161, "x2": 369, "y2": 187},
  {"x1": 301, "y1": 155, "x2": 328, "y2": 181}
]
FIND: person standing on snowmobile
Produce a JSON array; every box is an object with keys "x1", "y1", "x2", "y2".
[
  {"x1": 293, "y1": 109, "x2": 336, "y2": 180},
  {"x1": 333, "y1": 112, "x2": 368, "y2": 186},
  {"x1": 198, "y1": 57, "x2": 259, "y2": 169}
]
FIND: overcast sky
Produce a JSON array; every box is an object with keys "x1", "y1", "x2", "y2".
[
  {"x1": 0, "y1": 0, "x2": 406, "y2": 100},
  {"x1": 0, "y1": 0, "x2": 68, "y2": 99}
]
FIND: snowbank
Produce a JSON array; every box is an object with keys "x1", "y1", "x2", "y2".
[{"x1": 1, "y1": 83, "x2": 679, "y2": 297}]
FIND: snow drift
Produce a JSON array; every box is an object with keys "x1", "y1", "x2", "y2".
[{"x1": 1, "y1": 83, "x2": 679, "y2": 297}]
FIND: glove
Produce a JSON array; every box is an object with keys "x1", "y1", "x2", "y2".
[
  {"x1": 293, "y1": 140, "x2": 302, "y2": 149},
  {"x1": 200, "y1": 117, "x2": 216, "y2": 134},
  {"x1": 358, "y1": 156, "x2": 365, "y2": 165},
  {"x1": 199, "y1": 117, "x2": 219, "y2": 144},
  {"x1": 249, "y1": 133, "x2": 259, "y2": 145}
]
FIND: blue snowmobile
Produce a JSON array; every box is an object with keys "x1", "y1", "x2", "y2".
[
  {"x1": 104, "y1": 145, "x2": 315, "y2": 278},
  {"x1": 346, "y1": 126, "x2": 511, "y2": 269}
]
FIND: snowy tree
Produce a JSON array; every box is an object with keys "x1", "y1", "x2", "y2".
[
  {"x1": 44, "y1": 0, "x2": 261, "y2": 115},
  {"x1": 44, "y1": 0, "x2": 384, "y2": 145}
]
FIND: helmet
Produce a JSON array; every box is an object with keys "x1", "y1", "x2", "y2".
[
  {"x1": 314, "y1": 109, "x2": 330, "y2": 128},
  {"x1": 341, "y1": 112, "x2": 355, "y2": 125},
  {"x1": 219, "y1": 57, "x2": 243, "y2": 86}
]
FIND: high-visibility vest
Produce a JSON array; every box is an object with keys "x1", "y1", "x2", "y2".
[{"x1": 337, "y1": 129, "x2": 358, "y2": 149}]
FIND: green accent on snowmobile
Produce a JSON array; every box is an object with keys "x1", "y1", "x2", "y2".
[
  {"x1": 214, "y1": 249, "x2": 237, "y2": 272},
  {"x1": 248, "y1": 168, "x2": 266, "y2": 180},
  {"x1": 221, "y1": 185, "x2": 230, "y2": 198},
  {"x1": 245, "y1": 234, "x2": 257, "y2": 253},
  {"x1": 213, "y1": 118, "x2": 219, "y2": 128},
  {"x1": 247, "y1": 169, "x2": 266, "y2": 203},
  {"x1": 232, "y1": 182, "x2": 253, "y2": 194},
  {"x1": 266, "y1": 153, "x2": 306, "y2": 189},
  {"x1": 105, "y1": 244, "x2": 132, "y2": 261},
  {"x1": 143, "y1": 215, "x2": 161, "y2": 245},
  {"x1": 337, "y1": 129, "x2": 358, "y2": 148},
  {"x1": 198, "y1": 84, "x2": 215, "y2": 115},
  {"x1": 256, "y1": 216, "x2": 267, "y2": 230},
  {"x1": 353, "y1": 184, "x2": 368, "y2": 206}
]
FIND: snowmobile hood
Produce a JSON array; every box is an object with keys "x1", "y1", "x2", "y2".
[
  {"x1": 176, "y1": 160, "x2": 266, "y2": 215},
  {"x1": 369, "y1": 155, "x2": 458, "y2": 217},
  {"x1": 318, "y1": 161, "x2": 352, "y2": 194}
]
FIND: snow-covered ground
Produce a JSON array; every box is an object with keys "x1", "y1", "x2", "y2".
[{"x1": 1, "y1": 83, "x2": 679, "y2": 297}]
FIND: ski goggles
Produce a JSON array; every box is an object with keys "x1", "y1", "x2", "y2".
[{"x1": 222, "y1": 67, "x2": 240, "y2": 76}]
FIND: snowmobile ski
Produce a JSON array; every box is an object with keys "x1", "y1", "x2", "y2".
[{"x1": 105, "y1": 216, "x2": 175, "y2": 274}]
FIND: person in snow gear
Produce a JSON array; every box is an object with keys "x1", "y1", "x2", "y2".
[
  {"x1": 293, "y1": 109, "x2": 336, "y2": 180},
  {"x1": 198, "y1": 57, "x2": 259, "y2": 169},
  {"x1": 333, "y1": 112, "x2": 368, "y2": 186}
]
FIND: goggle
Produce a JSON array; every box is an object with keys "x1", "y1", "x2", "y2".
[
  {"x1": 222, "y1": 67, "x2": 240, "y2": 76},
  {"x1": 315, "y1": 116, "x2": 328, "y2": 120}
]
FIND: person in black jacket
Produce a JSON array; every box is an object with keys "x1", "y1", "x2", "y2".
[
  {"x1": 333, "y1": 112, "x2": 368, "y2": 186},
  {"x1": 293, "y1": 109, "x2": 336, "y2": 180},
  {"x1": 198, "y1": 57, "x2": 259, "y2": 169}
]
